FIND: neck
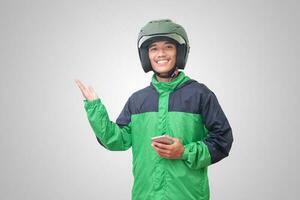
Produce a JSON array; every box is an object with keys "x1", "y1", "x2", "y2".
[{"x1": 156, "y1": 70, "x2": 179, "y2": 82}]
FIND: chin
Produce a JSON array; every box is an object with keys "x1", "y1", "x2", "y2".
[
  {"x1": 153, "y1": 66, "x2": 173, "y2": 73},
  {"x1": 155, "y1": 70, "x2": 169, "y2": 74}
]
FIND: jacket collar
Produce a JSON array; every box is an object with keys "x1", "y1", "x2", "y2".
[{"x1": 151, "y1": 71, "x2": 190, "y2": 93}]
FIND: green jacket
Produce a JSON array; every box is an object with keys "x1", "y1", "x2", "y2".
[{"x1": 84, "y1": 72, "x2": 233, "y2": 200}]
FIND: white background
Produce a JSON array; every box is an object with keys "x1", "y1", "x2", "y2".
[{"x1": 0, "y1": 0, "x2": 299, "y2": 199}]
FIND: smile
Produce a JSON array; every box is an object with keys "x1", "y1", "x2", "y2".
[{"x1": 156, "y1": 59, "x2": 169, "y2": 64}]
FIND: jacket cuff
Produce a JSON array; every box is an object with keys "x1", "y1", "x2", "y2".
[
  {"x1": 84, "y1": 98, "x2": 101, "y2": 110},
  {"x1": 181, "y1": 145, "x2": 189, "y2": 160}
]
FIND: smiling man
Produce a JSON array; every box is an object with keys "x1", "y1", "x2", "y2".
[{"x1": 76, "y1": 19, "x2": 233, "y2": 200}]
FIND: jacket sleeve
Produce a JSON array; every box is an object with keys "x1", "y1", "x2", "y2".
[
  {"x1": 181, "y1": 87, "x2": 233, "y2": 169},
  {"x1": 84, "y1": 98, "x2": 132, "y2": 151}
]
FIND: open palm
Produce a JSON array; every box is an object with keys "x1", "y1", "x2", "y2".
[{"x1": 75, "y1": 79, "x2": 98, "y2": 101}]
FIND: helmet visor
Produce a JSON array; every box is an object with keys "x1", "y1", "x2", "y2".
[{"x1": 138, "y1": 33, "x2": 186, "y2": 48}]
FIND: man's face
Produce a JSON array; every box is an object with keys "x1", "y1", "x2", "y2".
[{"x1": 148, "y1": 41, "x2": 177, "y2": 75}]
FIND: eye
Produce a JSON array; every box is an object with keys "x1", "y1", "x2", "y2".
[
  {"x1": 149, "y1": 47, "x2": 157, "y2": 52},
  {"x1": 166, "y1": 45, "x2": 174, "y2": 49}
]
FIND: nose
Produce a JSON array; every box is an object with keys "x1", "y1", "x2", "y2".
[{"x1": 157, "y1": 48, "x2": 166, "y2": 57}]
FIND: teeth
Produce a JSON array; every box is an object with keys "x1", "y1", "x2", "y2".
[{"x1": 157, "y1": 60, "x2": 168, "y2": 64}]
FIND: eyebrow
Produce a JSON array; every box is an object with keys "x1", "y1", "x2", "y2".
[{"x1": 148, "y1": 41, "x2": 175, "y2": 49}]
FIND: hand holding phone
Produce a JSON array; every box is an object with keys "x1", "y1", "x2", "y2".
[{"x1": 151, "y1": 135, "x2": 174, "y2": 145}]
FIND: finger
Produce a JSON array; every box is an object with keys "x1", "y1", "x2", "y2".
[
  {"x1": 157, "y1": 149, "x2": 170, "y2": 155},
  {"x1": 152, "y1": 141, "x2": 172, "y2": 150},
  {"x1": 75, "y1": 79, "x2": 87, "y2": 93},
  {"x1": 151, "y1": 144, "x2": 170, "y2": 154},
  {"x1": 88, "y1": 86, "x2": 99, "y2": 99},
  {"x1": 88, "y1": 86, "x2": 96, "y2": 95},
  {"x1": 76, "y1": 81, "x2": 93, "y2": 100},
  {"x1": 75, "y1": 79, "x2": 83, "y2": 88}
]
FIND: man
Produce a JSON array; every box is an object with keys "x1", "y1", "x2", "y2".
[{"x1": 76, "y1": 19, "x2": 233, "y2": 200}]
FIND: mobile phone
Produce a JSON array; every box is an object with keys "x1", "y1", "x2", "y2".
[{"x1": 151, "y1": 135, "x2": 174, "y2": 145}]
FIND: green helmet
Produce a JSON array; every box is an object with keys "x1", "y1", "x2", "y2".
[{"x1": 137, "y1": 19, "x2": 190, "y2": 74}]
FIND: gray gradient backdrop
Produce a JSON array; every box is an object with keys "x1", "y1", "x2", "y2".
[{"x1": 0, "y1": 0, "x2": 299, "y2": 199}]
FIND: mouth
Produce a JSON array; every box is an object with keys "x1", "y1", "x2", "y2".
[{"x1": 156, "y1": 59, "x2": 170, "y2": 65}]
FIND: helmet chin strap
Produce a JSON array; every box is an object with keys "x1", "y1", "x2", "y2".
[{"x1": 153, "y1": 66, "x2": 178, "y2": 79}]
